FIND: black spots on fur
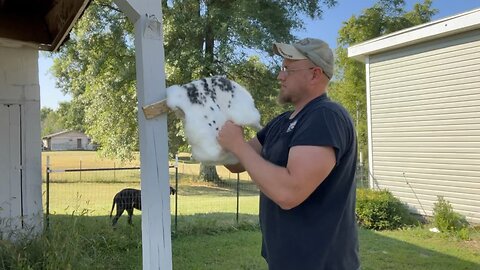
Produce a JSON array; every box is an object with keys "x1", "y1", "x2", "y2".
[
  {"x1": 203, "y1": 78, "x2": 217, "y2": 102},
  {"x1": 204, "y1": 115, "x2": 208, "y2": 119},
  {"x1": 207, "y1": 119, "x2": 219, "y2": 131},
  {"x1": 183, "y1": 76, "x2": 237, "y2": 111},
  {"x1": 212, "y1": 76, "x2": 234, "y2": 93},
  {"x1": 185, "y1": 84, "x2": 204, "y2": 105}
]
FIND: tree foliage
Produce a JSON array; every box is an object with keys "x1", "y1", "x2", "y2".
[
  {"x1": 329, "y1": 0, "x2": 437, "y2": 164},
  {"x1": 41, "y1": 107, "x2": 64, "y2": 137},
  {"x1": 51, "y1": 0, "x2": 336, "y2": 179}
]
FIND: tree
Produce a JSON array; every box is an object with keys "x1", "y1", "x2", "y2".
[
  {"x1": 41, "y1": 107, "x2": 64, "y2": 137},
  {"x1": 329, "y1": 0, "x2": 437, "y2": 168},
  {"x1": 51, "y1": 0, "x2": 337, "y2": 180},
  {"x1": 51, "y1": 1, "x2": 138, "y2": 161},
  {"x1": 57, "y1": 101, "x2": 86, "y2": 132}
]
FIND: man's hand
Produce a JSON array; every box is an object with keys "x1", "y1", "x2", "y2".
[{"x1": 217, "y1": 120, "x2": 246, "y2": 154}]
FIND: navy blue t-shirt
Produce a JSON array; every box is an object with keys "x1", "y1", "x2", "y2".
[{"x1": 257, "y1": 94, "x2": 360, "y2": 270}]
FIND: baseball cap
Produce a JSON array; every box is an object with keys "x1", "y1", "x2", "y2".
[{"x1": 273, "y1": 38, "x2": 334, "y2": 79}]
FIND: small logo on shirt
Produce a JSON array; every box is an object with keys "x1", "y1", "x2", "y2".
[{"x1": 286, "y1": 120, "x2": 297, "y2": 133}]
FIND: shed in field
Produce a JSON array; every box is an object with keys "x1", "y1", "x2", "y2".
[
  {"x1": 348, "y1": 8, "x2": 480, "y2": 223},
  {"x1": 42, "y1": 130, "x2": 96, "y2": 151}
]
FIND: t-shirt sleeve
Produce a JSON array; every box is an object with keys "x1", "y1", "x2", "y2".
[{"x1": 290, "y1": 107, "x2": 351, "y2": 164}]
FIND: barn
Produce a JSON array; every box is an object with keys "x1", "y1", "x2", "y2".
[
  {"x1": 348, "y1": 8, "x2": 480, "y2": 223},
  {"x1": 42, "y1": 130, "x2": 96, "y2": 151}
]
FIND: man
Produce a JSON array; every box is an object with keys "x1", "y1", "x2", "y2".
[{"x1": 217, "y1": 38, "x2": 360, "y2": 270}]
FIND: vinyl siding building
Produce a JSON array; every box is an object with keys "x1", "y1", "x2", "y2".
[{"x1": 348, "y1": 8, "x2": 480, "y2": 223}]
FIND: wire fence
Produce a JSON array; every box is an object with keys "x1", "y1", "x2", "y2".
[
  {"x1": 42, "y1": 154, "x2": 369, "y2": 230},
  {"x1": 42, "y1": 155, "x2": 261, "y2": 230}
]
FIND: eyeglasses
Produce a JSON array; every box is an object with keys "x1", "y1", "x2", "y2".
[
  {"x1": 280, "y1": 66, "x2": 331, "y2": 79},
  {"x1": 280, "y1": 66, "x2": 314, "y2": 75}
]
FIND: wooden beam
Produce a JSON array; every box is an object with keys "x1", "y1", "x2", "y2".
[{"x1": 142, "y1": 99, "x2": 168, "y2": 119}]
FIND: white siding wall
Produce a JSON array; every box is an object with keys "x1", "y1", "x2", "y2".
[
  {"x1": 368, "y1": 29, "x2": 480, "y2": 223},
  {"x1": 0, "y1": 45, "x2": 43, "y2": 238}
]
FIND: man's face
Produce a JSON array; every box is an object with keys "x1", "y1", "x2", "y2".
[{"x1": 277, "y1": 59, "x2": 315, "y2": 104}]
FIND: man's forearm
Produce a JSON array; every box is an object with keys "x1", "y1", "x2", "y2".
[{"x1": 232, "y1": 142, "x2": 298, "y2": 209}]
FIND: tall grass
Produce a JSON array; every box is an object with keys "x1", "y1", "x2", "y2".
[{"x1": 1, "y1": 214, "x2": 479, "y2": 270}]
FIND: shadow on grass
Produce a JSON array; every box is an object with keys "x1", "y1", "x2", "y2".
[{"x1": 359, "y1": 229, "x2": 479, "y2": 270}]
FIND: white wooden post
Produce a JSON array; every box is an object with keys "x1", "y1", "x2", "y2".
[{"x1": 114, "y1": 1, "x2": 172, "y2": 269}]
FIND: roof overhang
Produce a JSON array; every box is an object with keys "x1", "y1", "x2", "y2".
[
  {"x1": 348, "y1": 8, "x2": 480, "y2": 62},
  {"x1": 0, "y1": 0, "x2": 91, "y2": 51}
]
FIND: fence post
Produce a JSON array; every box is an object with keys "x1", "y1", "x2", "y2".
[
  {"x1": 113, "y1": 162, "x2": 116, "y2": 181},
  {"x1": 79, "y1": 160, "x2": 82, "y2": 182},
  {"x1": 46, "y1": 156, "x2": 50, "y2": 230},
  {"x1": 236, "y1": 173, "x2": 240, "y2": 224},
  {"x1": 174, "y1": 154, "x2": 179, "y2": 232}
]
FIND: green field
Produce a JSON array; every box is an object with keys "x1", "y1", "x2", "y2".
[
  {"x1": 17, "y1": 151, "x2": 475, "y2": 270},
  {"x1": 43, "y1": 182, "x2": 259, "y2": 217},
  {"x1": 42, "y1": 151, "x2": 260, "y2": 227}
]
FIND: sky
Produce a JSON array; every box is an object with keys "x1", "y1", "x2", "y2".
[{"x1": 38, "y1": 0, "x2": 480, "y2": 109}]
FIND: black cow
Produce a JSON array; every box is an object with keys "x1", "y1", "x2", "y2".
[{"x1": 110, "y1": 187, "x2": 176, "y2": 226}]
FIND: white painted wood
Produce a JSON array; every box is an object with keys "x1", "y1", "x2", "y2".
[
  {"x1": 365, "y1": 57, "x2": 374, "y2": 189},
  {"x1": 114, "y1": 1, "x2": 172, "y2": 269},
  {"x1": 0, "y1": 46, "x2": 43, "y2": 239},
  {"x1": 0, "y1": 104, "x2": 22, "y2": 239},
  {"x1": 22, "y1": 98, "x2": 43, "y2": 236}
]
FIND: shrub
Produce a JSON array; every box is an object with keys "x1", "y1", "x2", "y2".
[
  {"x1": 432, "y1": 196, "x2": 469, "y2": 239},
  {"x1": 356, "y1": 189, "x2": 417, "y2": 230}
]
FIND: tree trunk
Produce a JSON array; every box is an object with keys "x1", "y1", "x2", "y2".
[{"x1": 199, "y1": 163, "x2": 221, "y2": 182}]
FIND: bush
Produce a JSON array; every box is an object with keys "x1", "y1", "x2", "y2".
[
  {"x1": 432, "y1": 196, "x2": 469, "y2": 239},
  {"x1": 356, "y1": 189, "x2": 417, "y2": 230}
]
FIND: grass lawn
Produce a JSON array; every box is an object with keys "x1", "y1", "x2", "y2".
[
  {"x1": 3, "y1": 151, "x2": 469, "y2": 269},
  {"x1": 1, "y1": 215, "x2": 478, "y2": 270}
]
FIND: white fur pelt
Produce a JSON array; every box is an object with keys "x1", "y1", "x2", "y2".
[{"x1": 166, "y1": 75, "x2": 262, "y2": 165}]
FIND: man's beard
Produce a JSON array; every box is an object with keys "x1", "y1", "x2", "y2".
[{"x1": 277, "y1": 89, "x2": 292, "y2": 104}]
